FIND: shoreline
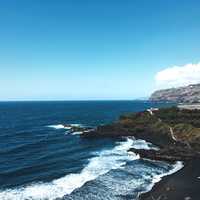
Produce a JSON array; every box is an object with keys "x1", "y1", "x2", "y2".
[
  {"x1": 139, "y1": 159, "x2": 200, "y2": 200},
  {"x1": 81, "y1": 106, "x2": 200, "y2": 200},
  {"x1": 137, "y1": 160, "x2": 184, "y2": 200}
]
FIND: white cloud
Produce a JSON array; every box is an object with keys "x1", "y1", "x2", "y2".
[{"x1": 155, "y1": 62, "x2": 200, "y2": 89}]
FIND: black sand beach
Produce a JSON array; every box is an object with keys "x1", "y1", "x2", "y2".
[{"x1": 140, "y1": 159, "x2": 200, "y2": 200}]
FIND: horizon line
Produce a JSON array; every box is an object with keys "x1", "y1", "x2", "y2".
[{"x1": 0, "y1": 98, "x2": 149, "y2": 102}]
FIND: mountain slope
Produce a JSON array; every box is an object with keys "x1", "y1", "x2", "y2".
[{"x1": 150, "y1": 84, "x2": 200, "y2": 103}]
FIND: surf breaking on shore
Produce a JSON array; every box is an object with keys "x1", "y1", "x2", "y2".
[
  {"x1": 47, "y1": 123, "x2": 92, "y2": 135},
  {"x1": 0, "y1": 138, "x2": 138, "y2": 200},
  {"x1": 47, "y1": 124, "x2": 84, "y2": 130},
  {"x1": 0, "y1": 137, "x2": 183, "y2": 200}
]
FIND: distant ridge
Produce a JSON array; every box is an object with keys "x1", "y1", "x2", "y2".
[{"x1": 149, "y1": 83, "x2": 200, "y2": 103}]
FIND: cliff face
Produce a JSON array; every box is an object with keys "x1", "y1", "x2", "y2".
[{"x1": 150, "y1": 83, "x2": 200, "y2": 103}]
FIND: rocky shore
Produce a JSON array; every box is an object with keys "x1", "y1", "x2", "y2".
[{"x1": 81, "y1": 106, "x2": 200, "y2": 199}]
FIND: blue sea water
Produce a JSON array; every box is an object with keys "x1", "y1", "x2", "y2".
[{"x1": 0, "y1": 101, "x2": 182, "y2": 200}]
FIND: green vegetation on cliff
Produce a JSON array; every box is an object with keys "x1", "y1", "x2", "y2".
[
  {"x1": 154, "y1": 107, "x2": 200, "y2": 127},
  {"x1": 83, "y1": 107, "x2": 200, "y2": 152},
  {"x1": 118, "y1": 107, "x2": 200, "y2": 151},
  {"x1": 118, "y1": 111, "x2": 173, "y2": 147}
]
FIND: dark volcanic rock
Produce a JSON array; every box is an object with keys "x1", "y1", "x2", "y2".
[
  {"x1": 63, "y1": 124, "x2": 94, "y2": 134},
  {"x1": 82, "y1": 111, "x2": 175, "y2": 147},
  {"x1": 130, "y1": 147, "x2": 200, "y2": 162},
  {"x1": 82, "y1": 124, "x2": 132, "y2": 138},
  {"x1": 82, "y1": 107, "x2": 200, "y2": 162}
]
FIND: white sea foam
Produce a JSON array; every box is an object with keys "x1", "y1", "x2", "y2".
[
  {"x1": 139, "y1": 161, "x2": 184, "y2": 198},
  {"x1": 131, "y1": 139, "x2": 159, "y2": 150},
  {"x1": 0, "y1": 138, "x2": 138, "y2": 200},
  {"x1": 71, "y1": 131, "x2": 83, "y2": 135},
  {"x1": 1, "y1": 137, "x2": 182, "y2": 200},
  {"x1": 70, "y1": 123, "x2": 83, "y2": 127},
  {"x1": 47, "y1": 124, "x2": 83, "y2": 130},
  {"x1": 47, "y1": 124, "x2": 67, "y2": 129},
  {"x1": 152, "y1": 161, "x2": 184, "y2": 184}
]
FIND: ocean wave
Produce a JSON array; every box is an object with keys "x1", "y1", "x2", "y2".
[
  {"x1": 131, "y1": 139, "x2": 159, "y2": 150},
  {"x1": 0, "y1": 138, "x2": 139, "y2": 200},
  {"x1": 62, "y1": 152, "x2": 183, "y2": 200},
  {"x1": 71, "y1": 131, "x2": 83, "y2": 135},
  {"x1": 47, "y1": 124, "x2": 67, "y2": 129},
  {"x1": 70, "y1": 124, "x2": 83, "y2": 127},
  {"x1": 64, "y1": 131, "x2": 83, "y2": 135},
  {"x1": 139, "y1": 161, "x2": 184, "y2": 198},
  {"x1": 47, "y1": 124, "x2": 84, "y2": 130},
  {"x1": 153, "y1": 161, "x2": 184, "y2": 182}
]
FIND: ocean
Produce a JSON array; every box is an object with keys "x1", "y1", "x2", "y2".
[{"x1": 0, "y1": 101, "x2": 183, "y2": 200}]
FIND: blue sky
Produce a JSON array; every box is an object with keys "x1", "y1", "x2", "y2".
[{"x1": 1, "y1": 0, "x2": 200, "y2": 100}]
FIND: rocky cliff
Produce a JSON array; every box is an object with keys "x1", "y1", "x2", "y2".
[
  {"x1": 149, "y1": 83, "x2": 200, "y2": 103},
  {"x1": 82, "y1": 107, "x2": 200, "y2": 161}
]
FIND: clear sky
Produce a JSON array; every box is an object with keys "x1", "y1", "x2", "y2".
[{"x1": 1, "y1": 0, "x2": 200, "y2": 100}]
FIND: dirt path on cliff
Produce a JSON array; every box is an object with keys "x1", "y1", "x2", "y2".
[
  {"x1": 169, "y1": 127, "x2": 177, "y2": 142},
  {"x1": 147, "y1": 109, "x2": 177, "y2": 142}
]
